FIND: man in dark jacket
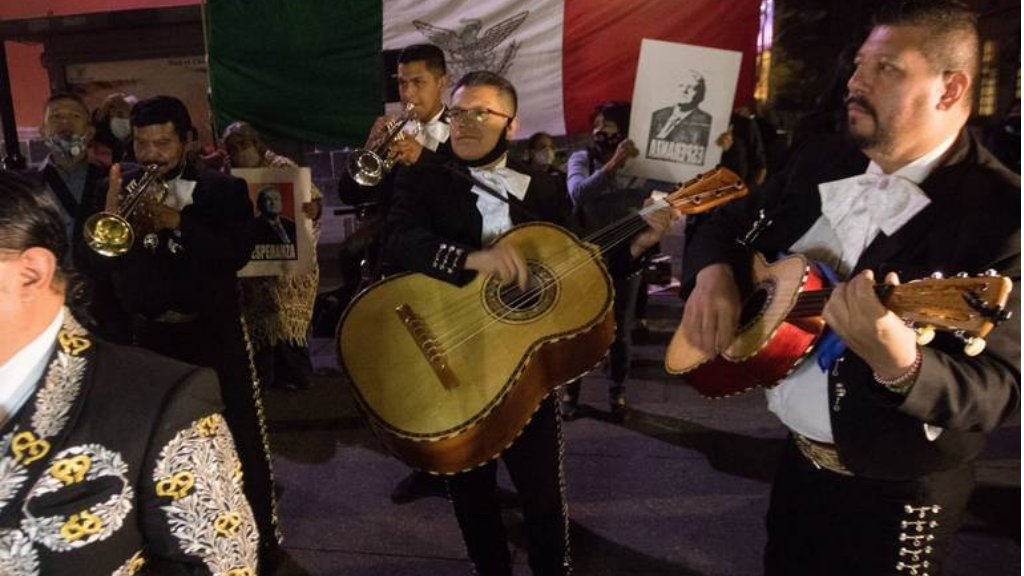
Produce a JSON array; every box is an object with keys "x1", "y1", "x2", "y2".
[
  {"x1": 679, "y1": 2, "x2": 1020, "y2": 574},
  {"x1": 80, "y1": 96, "x2": 280, "y2": 569},
  {"x1": 385, "y1": 70, "x2": 675, "y2": 576},
  {"x1": 0, "y1": 170, "x2": 258, "y2": 574}
]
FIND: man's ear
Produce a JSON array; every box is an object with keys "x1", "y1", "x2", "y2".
[
  {"x1": 17, "y1": 247, "x2": 59, "y2": 301},
  {"x1": 506, "y1": 116, "x2": 520, "y2": 140},
  {"x1": 937, "y1": 70, "x2": 971, "y2": 111}
]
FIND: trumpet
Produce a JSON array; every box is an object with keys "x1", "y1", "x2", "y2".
[
  {"x1": 83, "y1": 164, "x2": 170, "y2": 257},
  {"x1": 347, "y1": 103, "x2": 421, "y2": 187}
]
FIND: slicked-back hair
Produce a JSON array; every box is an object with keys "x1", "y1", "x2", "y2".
[
  {"x1": 398, "y1": 44, "x2": 447, "y2": 76},
  {"x1": 874, "y1": 0, "x2": 979, "y2": 83},
  {"x1": 131, "y1": 95, "x2": 194, "y2": 142},
  {"x1": 452, "y1": 71, "x2": 518, "y2": 117},
  {"x1": 0, "y1": 170, "x2": 88, "y2": 312}
]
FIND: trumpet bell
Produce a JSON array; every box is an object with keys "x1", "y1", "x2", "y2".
[
  {"x1": 84, "y1": 212, "x2": 135, "y2": 257},
  {"x1": 348, "y1": 149, "x2": 385, "y2": 187}
]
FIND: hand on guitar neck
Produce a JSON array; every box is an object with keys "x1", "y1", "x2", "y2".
[
  {"x1": 630, "y1": 197, "x2": 681, "y2": 258},
  {"x1": 823, "y1": 270, "x2": 919, "y2": 380},
  {"x1": 465, "y1": 242, "x2": 529, "y2": 290}
]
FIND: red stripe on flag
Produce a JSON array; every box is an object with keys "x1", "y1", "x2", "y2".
[{"x1": 562, "y1": 0, "x2": 760, "y2": 133}]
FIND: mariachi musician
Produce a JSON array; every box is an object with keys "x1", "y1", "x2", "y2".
[
  {"x1": 384, "y1": 70, "x2": 678, "y2": 576},
  {"x1": 78, "y1": 96, "x2": 282, "y2": 569},
  {"x1": 337, "y1": 43, "x2": 455, "y2": 282}
]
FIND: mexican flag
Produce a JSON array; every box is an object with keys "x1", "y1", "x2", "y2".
[{"x1": 208, "y1": 0, "x2": 758, "y2": 145}]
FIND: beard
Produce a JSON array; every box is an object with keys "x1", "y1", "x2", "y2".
[{"x1": 845, "y1": 95, "x2": 894, "y2": 153}]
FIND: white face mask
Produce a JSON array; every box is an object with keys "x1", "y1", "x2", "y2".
[{"x1": 110, "y1": 117, "x2": 131, "y2": 141}]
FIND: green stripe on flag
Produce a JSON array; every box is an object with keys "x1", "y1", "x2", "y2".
[{"x1": 206, "y1": 0, "x2": 382, "y2": 145}]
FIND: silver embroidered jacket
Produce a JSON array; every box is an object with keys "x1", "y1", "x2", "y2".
[{"x1": 0, "y1": 315, "x2": 258, "y2": 575}]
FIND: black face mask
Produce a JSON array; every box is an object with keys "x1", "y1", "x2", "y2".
[
  {"x1": 591, "y1": 131, "x2": 624, "y2": 157},
  {"x1": 461, "y1": 122, "x2": 511, "y2": 168}
]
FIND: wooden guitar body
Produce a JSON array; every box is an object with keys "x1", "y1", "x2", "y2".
[
  {"x1": 665, "y1": 253, "x2": 827, "y2": 397},
  {"x1": 338, "y1": 222, "x2": 615, "y2": 474}
]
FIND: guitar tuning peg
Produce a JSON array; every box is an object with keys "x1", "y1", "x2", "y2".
[
  {"x1": 984, "y1": 269, "x2": 999, "y2": 277},
  {"x1": 930, "y1": 272, "x2": 944, "y2": 279},
  {"x1": 956, "y1": 272, "x2": 969, "y2": 278},
  {"x1": 963, "y1": 337, "x2": 987, "y2": 357},
  {"x1": 915, "y1": 326, "x2": 936, "y2": 346}
]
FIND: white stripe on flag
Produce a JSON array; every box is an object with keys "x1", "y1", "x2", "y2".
[{"x1": 383, "y1": 0, "x2": 566, "y2": 136}]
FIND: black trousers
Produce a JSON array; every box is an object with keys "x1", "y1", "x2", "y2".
[
  {"x1": 446, "y1": 396, "x2": 570, "y2": 576},
  {"x1": 134, "y1": 313, "x2": 280, "y2": 567},
  {"x1": 765, "y1": 439, "x2": 974, "y2": 576},
  {"x1": 608, "y1": 273, "x2": 642, "y2": 390},
  {"x1": 563, "y1": 272, "x2": 642, "y2": 404}
]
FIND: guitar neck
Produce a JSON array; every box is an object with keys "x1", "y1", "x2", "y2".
[
  {"x1": 787, "y1": 285, "x2": 893, "y2": 319},
  {"x1": 589, "y1": 214, "x2": 647, "y2": 253}
]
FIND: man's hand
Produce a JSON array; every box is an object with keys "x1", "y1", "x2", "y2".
[
  {"x1": 681, "y1": 264, "x2": 741, "y2": 356},
  {"x1": 823, "y1": 270, "x2": 919, "y2": 379},
  {"x1": 604, "y1": 139, "x2": 639, "y2": 173},
  {"x1": 105, "y1": 163, "x2": 123, "y2": 212},
  {"x1": 137, "y1": 197, "x2": 181, "y2": 232},
  {"x1": 465, "y1": 242, "x2": 529, "y2": 291},
  {"x1": 716, "y1": 126, "x2": 734, "y2": 152},
  {"x1": 365, "y1": 115, "x2": 391, "y2": 149},
  {"x1": 630, "y1": 198, "x2": 681, "y2": 258},
  {"x1": 389, "y1": 137, "x2": 425, "y2": 166}
]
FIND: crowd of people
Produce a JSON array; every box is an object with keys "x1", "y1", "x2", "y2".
[{"x1": 0, "y1": 0, "x2": 1019, "y2": 574}]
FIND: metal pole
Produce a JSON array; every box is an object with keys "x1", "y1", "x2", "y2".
[{"x1": 0, "y1": 39, "x2": 26, "y2": 170}]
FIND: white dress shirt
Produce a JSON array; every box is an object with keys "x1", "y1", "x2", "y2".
[
  {"x1": 766, "y1": 134, "x2": 957, "y2": 442},
  {"x1": 163, "y1": 176, "x2": 197, "y2": 211},
  {"x1": 0, "y1": 308, "x2": 64, "y2": 427},
  {"x1": 468, "y1": 157, "x2": 532, "y2": 245}
]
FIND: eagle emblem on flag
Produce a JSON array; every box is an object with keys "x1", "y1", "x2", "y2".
[{"x1": 413, "y1": 11, "x2": 529, "y2": 79}]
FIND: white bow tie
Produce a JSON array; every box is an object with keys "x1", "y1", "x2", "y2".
[
  {"x1": 817, "y1": 170, "x2": 931, "y2": 270},
  {"x1": 819, "y1": 171, "x2": 930, "y2": 237},
  {"x1": 419, "y1": 120, "x2": 450, "y2": 151},
  {"x1": 468, "y1": 166, "x2": 530, "y2": 201},
  {"x1": 467, "y1": 165, "x2": 532, "y2": 244}
]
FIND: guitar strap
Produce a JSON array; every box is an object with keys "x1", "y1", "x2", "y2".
[{"x1": 443, "y1": 163, "x2": 543, "y2": 222}]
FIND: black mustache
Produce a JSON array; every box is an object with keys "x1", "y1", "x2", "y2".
[{"x1": 845, "y1": 95, "x2": 876, "y2": 117}]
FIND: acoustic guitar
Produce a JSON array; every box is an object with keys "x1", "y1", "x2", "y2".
[
  {"x1": 665, "y1": 252, "x2": 1014, "y2": 398},
  {"x1": 338, "y1": 167, "x2": 747, "y2": 474}
]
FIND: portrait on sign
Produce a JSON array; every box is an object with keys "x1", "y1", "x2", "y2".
[
  {"x1": 626, "y1": 40, "x2": 741, "y2": 183},
  {"x1": 232, "y1": 167, "x2": 315, "y2": 277}
]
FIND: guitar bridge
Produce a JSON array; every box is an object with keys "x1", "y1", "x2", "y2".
[{"x1": 395, "y1": 304, "x2": 461, "y2": 390}]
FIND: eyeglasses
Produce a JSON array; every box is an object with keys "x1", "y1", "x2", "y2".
[{"x1": 447, "y1": 107, "x2": 514, "y2": 125}]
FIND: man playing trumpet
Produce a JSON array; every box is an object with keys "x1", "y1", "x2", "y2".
[
  {"x1": 78, "y1": 96, "x2": 283, "y2": 570},
  {"x1": 338, "y1": 43, "x2": 455, "y2": 281}
]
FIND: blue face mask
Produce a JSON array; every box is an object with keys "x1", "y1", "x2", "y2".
[{"x1": 44, "y1": 133, "x2": 88, "y2": 163}]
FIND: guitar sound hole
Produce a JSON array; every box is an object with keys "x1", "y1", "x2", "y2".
[
  {"x1": 483, "y1": 261, "x2": 559, "y2": 323},
  {"x1": 500, "y1": 281, "x2": 543, "y2": 310},
  {"x1": 738, "y1": 281, "x2": 775, "y2": 333}
]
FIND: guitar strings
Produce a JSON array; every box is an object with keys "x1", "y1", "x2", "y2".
[
  {"x1": 416, "y1": 185, "x2": 734, "y2": 333},
  {"x1": 422, "y1": 186, "x2": 739, "y2": 351},
  {"x1": 431, "y1": 215, "x2": 663, "y2": 354}
]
